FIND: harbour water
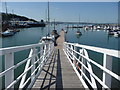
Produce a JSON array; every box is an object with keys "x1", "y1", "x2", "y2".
[
  {"x1": 0, "y1": 24, "x2": 120, "y2": 88},
  {"x1": 65, "y1": 27, "x2": 120, "y2": 88}
]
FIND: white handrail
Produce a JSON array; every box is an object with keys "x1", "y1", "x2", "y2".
[
  {"x1": 66, "y1": 45, "x2": 120, "y2": 81},
  {"x1": 66, "y1": 50, "x2": 109, "y2": 88},
  {"x1": 0, "y1": 43, "x2": 51, "y2": 55},
  {"x1": 0, "y1": 42, "x2": 54, "y2": 89},
  {"x1": 65, "y1": 42, "x2": 120, "y2": 58},
  {"x1": 63, "y1": 42, "x2": 120, "y2": 89},
  {"x1": 0, "y1": 50, "x2": 43, "y2": 78}
]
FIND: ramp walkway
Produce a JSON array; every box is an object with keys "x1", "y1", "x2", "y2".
[{"x1": 32, "y1": 31, "x2": 84, "y2": 89}]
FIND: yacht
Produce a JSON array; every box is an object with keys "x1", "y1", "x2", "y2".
[
  {"x1": 1, "y1": 29, "x2": 16, "y2": 37},
  {"x1": 76, "y1": 30, "x2": 82, "y2": 35},
  {"x1": 40, "y1": 36, "x2": 54, "y2": 43},
  {"x1": 40, "y1": 2, "x2": 55, "y2": 44},
  {"x1": 108, "y1": 30, "x2": 120, "y2": 37}
]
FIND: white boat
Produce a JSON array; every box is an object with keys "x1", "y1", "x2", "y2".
[
  {"x1": 76, "y1": 30, "x2": 82, "y2": 35},
  {"x1": 96, "y1": 25, "x2": 101, "y2": 30},
  {"x1": 108, "y1": 30, "x2": 115, "y2": 35},
  {"x1": 96, "y1": 30, "x2": 100, "y2": 31},
  {"x1": 108, "y1": 30, "x2": 120, "y2": 37},
  {"x1": 40, "y1": 36, "x2": 54, "y2": 43},
  {"x1": 84, "y1": 26, "x2": 89, "y2": 30},
  {"x1": 117, "y1": 30, "x2": 120, "y2": 34},
  {"x1": 1, "y1": 29, "x2": 16, "y2": 37},
  {"x1": 40, "y1": 2, "x2": 55, "y2": 44},
  {"x1": 115, "y1": 30, "x2": 120, "y2": 37},
  {"x1": 113, "y1": 32, "x2": 118, "y2": 37}
]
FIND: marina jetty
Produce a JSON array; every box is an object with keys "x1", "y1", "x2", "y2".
[
  {"x1": 32, "y1": 31, "x2": 84, "y2": 89},
  {"x1": 2, "y1": 13, "x2": 46, "y2": 32},
  {"x1": 0, "y1": 31, "x2": 120, "y2": 89}
]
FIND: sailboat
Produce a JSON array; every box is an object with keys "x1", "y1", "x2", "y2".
[
  {"x1": 40, "y1": 2, "x2": 54, "y2": 43},
  {"x1": 51, "y1": 19, "x2": 59, "y2": 36},
  {"x1": 76, "y1": 15, "x2": 82, "y2": 35},
  {"x1": 1, "y1": 2, "x2": 16, "y2": 37},
  {"x1": 76, "y1": 30, "x2": 82, "y2": 35}
]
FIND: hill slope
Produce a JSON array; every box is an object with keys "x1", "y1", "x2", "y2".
[{"x1": 1, "y1": 13, "x2": 37, "y2": 22}]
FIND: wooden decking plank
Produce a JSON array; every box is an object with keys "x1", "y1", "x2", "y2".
[{"x1": 32, "y1": 31, "x2": 84, "y2": 89}]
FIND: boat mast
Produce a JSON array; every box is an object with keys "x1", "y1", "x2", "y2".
[
  {"x1": 79, "y1": 14, "x2": 80, "y2": 25},
  {"x1": 47, "y1": 1, "x2": 50, "y2": 36},
  {"x1": 5, "y1": 2, "x2": 8, "y2": 22},
  {"x1": 12, "y1": 9, "x2": 16, "y2": 30},
  {"x1": 12, "y1": 10, "x2": 14, "y2": 23},
  {"x1": 77, "y1": 14, "x2": 80, "y2": 30},
  {"x1": 54, "y1": 19, "x2": 55, "y2": 30},
  {"x1": 45, "y1": 9, "x2": 47, "y2": 23},
  {"x1": 5, "y1": 2, "x2": 8, "y2": 14},
  {"x1": 48, "y1": 1, "x2": 50, "y2": 24}
]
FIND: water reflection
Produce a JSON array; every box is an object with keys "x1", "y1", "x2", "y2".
[{"x1": 66, "y1": 27, "x2": 119, "y2": 50}]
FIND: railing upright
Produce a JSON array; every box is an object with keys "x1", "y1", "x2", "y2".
[
  {"x1": 102, "y1": 54, "x2": 112, "y2": 88},
  {"x1": 71, "y1": 45, "x2": 74, "y2": 64},
  {"x1": 74, "y1": 46, "x2": 77, "y2": 67},
  {"x1": 0, "y1": 42, "x2": 54, "y2": 89},
  {"x1": 40, "y1": 45, "x2": 43, "y2": 59},
  {"x1": 63, "y1": 42, "x2": 120, "y2": 89},
  {"x1": 5, "y1": 52, "x2": 14, "y2": 88},
  {"x1": 79, "y1": 49, "x2": 84, "y2": 77},
  {"x1": 31, "y1": 48, "x2": 37, "y2": 82},
  {"x1": 19, "y1": 49, "x2": 33, "y2": 88},
  {"x1": 43, "y1": 45, "x2": 47, "y2": 62},
  {"x1": 83, "y1": 49, "x2": 97, "y2": 88}
]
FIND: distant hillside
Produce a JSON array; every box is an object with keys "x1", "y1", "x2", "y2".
[{"x1": 1, "y1": 12, "x2": 37, "y2": 22}]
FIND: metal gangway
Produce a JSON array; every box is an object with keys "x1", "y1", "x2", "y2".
[{"x1": 0, "y1": 31, "x2": 120, "y2": 89}]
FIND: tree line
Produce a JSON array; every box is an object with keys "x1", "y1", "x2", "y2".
[{"x1": 1, "y1": 12, "x2": 37, "y2": 22}]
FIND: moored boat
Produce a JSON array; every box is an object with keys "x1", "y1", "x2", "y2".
[
  {"x1": 117, "y1": 30, "x2": 120, "y2": 37},
  {"x1": 108, "y1": 30, "x2": 120, "y2": 37},
  {"x1": 76, "y1": 30, "x2": 82, "y2": 35},
  {"x1": 40, "y1": 36, "x2": 54, "y2": 43},
  {"x1": 40, "y1": 2, "x2": 58, "y2": 46},
  {"x1": 108, "y1": 30, "x2": 115, "y2": 35},
  {"x1": 1, "y1": 29, "x2": 16, "y2": 37}
]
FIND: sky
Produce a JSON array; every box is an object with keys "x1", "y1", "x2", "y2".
[{"x1": 1, "y1": 2, "x2": 119, "y2": 23}]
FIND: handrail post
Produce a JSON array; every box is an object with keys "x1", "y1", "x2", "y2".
[
  {"x1": 5, "y1": 53, "x2": 14, "y2": 88},
  {"x1": 71, "y1": 45, "x2": 74, "y2": 63},
  {"x1": 79, "y1": 49, "x2": 84, "y2": 77},
  {"x1": 40, "y1": 45, "x2": 43, "y2": 58},
  {"x1": 31, "y1": 48, "x2": 37, "y2": 81},
  {"x1": 19, "y1": 48, "x2": 34, "y2": 88},
  {"x1": 43, "y1": 45, "x2": 47, "y2": 62},
  {"x1": 83, "y1": 49, "x2": 97, "y2": 88},
  {"x1": 103, "y1": 54, "x2": 112, "y2": 88},
  {"x1": 73, "y1": 46, "x2": 77, "y2": 67}
]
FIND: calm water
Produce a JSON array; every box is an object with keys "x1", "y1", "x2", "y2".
[
  {"x1": 66, "y1": 28, "x2": 119, "y2": 50},
  {"x1": 65, "y1": 27, "x2": 120, "y2": 88},
  {"x1": 0, "y1": 24, "x2": 120, "y2": 88}
]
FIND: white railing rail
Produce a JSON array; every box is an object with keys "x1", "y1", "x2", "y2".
[
  {"x1": 63, "y1": 42, "x2": 120, "y2": 89},
  {"x1": 0, "y1": 42, "x2": 54, "y2": 89}
]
